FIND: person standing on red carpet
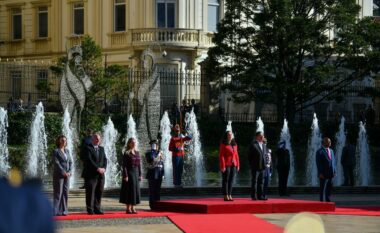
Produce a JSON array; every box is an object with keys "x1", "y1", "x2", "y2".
[
  {"x1": 219, "y1": 131, "x2": 240, "y2": 201},
  {"x1": 119, "y1": 138, "x2": 141, "y2": 214},
  {"x1": 52, "y1": 135, "x2": 72, "y2": 216},
  {"x1": 169, "y1": 124, "x2": 192, "y2": 188},
  {"x1": 248, "y1": 131, "x2": 268, "y2": 200},
  {"x1": 83, "y1": 133, "x2": 107, "y2": 215},
  {"x1": 316, "y1": 137, "x2": 336, "y2": 202}
]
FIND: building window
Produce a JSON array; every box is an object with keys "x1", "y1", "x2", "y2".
[
  {"x1": 114, "y1": 0, "x2": 126, "y2": 32},
  {"x1": 38, "y1": 6, "x2": 48, "y2": 38},
  {"x1": 374, "y1": 0, "x2": 380, "y2": 16},
  {"x1": 12, "y1": 8, "x2": 22, "y2": 40},
  {"x1": 36, "y1": 70, "x2": 49, "y2": 100},
  {"x1": 73, "y1": 3, "x2": 84, "y2": 35},
  {"x1": 208, "y1": 0, "x2": 220, "y2": 32},
  {"x1": 11, "y1": 71, "x2": 22, "y2": 99},
  {"x1": 157, "y1": 0, "x2": 175, "y2": 28}
]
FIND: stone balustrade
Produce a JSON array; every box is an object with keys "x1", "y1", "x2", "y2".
[{"x1": 130, "y1": 28, "x2": 213, "y2": 48}]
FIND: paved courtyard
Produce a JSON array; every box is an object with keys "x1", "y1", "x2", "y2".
[{"x1": 56, "y1": 194, "x2": 380, "y2": 233}]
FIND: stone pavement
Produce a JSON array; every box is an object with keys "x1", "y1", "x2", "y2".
[{"x1": 57, "y1": 194, "x2": 380, "y2": 233}]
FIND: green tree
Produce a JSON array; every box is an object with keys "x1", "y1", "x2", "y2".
[{"x1": 207, "y1": 0, "x2": 380, "y2": 123}]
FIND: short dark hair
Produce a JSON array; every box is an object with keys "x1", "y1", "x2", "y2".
[{"x1": 255, "y1": 131, "x2": 263, "y2": 137}]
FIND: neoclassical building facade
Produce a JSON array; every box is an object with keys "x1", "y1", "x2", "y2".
[
  {"x1": 0, "y1": 0, "x2": 224, "y2": 68},
  {"x1": 0, "y1": 0, "x2": 225, "y2": 109}
]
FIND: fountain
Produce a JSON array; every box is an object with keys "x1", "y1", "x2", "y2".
[
  {"x1": 159, "y1": 111, "x2": 173, "y2": 186},
  {"x1": 356, "y1": 122, "x2": 371, "y2": 186},
  {"x1": 256, "y1": 117, "x2": 264, "y2": 133},
  {"x1": 185, "y1": 109, "x2": 204, "y2": 187},
  {"x1": 62, "y1": 107, "x2": 77, "y2": 188},
  {"x1": 226, "y1": 121, "x2": 233, "y2": 133},
  {"x1": 0, "y1": 107, "x2": 10, "y2": 176},
  {"x1": 279, "y1": 119, "x2": 295, "y2": 185},
  {"x1": 102, "y1": 117, "x2": 120, "y2": 188},
  {"x1": 306, "y1": 113, "x2": 321, "y2": 186},
  {"x1": 334, "y1": 116, "x2": 346, "y2": 186},
  {"x1": 126, "y1": 114, "x2": 139, "y2": 151},
  {"x1": 26, "y1": 102, "x2": 48, "y2": 178}
]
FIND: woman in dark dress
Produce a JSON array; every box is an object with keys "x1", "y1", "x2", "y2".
[{"x1": 119, "y1": 138, "x2": 141, "y2": 214}]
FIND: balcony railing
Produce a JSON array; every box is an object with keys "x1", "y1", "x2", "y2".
[
  {"x1": 131, "y1": 28, "x2": 214, "y2": 47},
  {"x1": 109, "y1": 32, "x2": 129, "y2": 47}
]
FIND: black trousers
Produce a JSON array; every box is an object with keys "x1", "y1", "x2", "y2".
[
  {"x1": 222, "y1": 166, "x2": 236, "y2": 196},
  {"x1": 85, "y1": 176, "x2": 104, "y2": 213},
  {"x1": 343, "y1": 165, "x2": 355, "y2": 186},
  {"x1": 319, "y1": 178, "x2": 333, "y2": 202},
  {"x1": 148, "y1": 178, "x2": 162, "y2": 209},
  {"x1": 277, "y1": 168, "x2": 289, "y2": 195},
  {"x1": 251, "y1": 170, "x2": 265, "y2": 199}
]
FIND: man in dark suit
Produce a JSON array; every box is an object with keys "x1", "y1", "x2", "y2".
[
  {"x1": 248, "y1": 131, "x2": 268, "y2": 200},
  {"x1": 316, "y1": 137, "x2": 336, "y2": 202},
  {"x1": 82, "y1": 133, "x2": 107, "y2": 214},
  {"x1": 276, "y1": 140, "x2": 290, "y2": 196},
  {"x1": 341, "y1": 138, "x2": 356, "y2": 186}
]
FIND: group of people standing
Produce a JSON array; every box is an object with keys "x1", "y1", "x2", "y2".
[
  {"x1": 219, "y1": 131, "x2": 273, "y2": 201},
  {"x1": 219, "y1": 131, "x2": 342, "y2": 203},
  {"x1": 52, "y1": 123, "x2": 347, "y2": 216},
  {"x1": 52, "y1": 124, "x2": 188, "y2": 216}
]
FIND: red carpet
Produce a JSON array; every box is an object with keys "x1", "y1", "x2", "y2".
[
  {"x1": 319, "y1": 206, "x2": 380, "y2": 216},
  {"x1": 153, "y1": 198, "x2": 335, "y2": 214},
  {"x1": 169, "y1": 214, "x2": 283, "y2": 233}
]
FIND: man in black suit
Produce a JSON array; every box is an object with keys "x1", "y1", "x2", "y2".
[
  {"x1": 276, "y1": 140, "x2": 290, "y2": 196},
  {"x1": 341, "y1": 138, "x2": 356, "y2": 186},
  {"x1": 82, "y1": 133, "x2": 107, "y2": 214},
  {"x1": 248, "y1": 131, "x2": 268, "y2": 200},
  {"x1": 316, "y1": 137, "x2": 336, "y2": 202}
]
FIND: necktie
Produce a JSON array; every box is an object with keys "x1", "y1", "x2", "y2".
[{"x1": 327, "y1": 148, "x2": 331, "y2": 160}]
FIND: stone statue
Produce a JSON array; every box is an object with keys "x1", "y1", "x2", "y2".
[{"x1": 60, "y1": 45, "x2": 92, "y2": 136}]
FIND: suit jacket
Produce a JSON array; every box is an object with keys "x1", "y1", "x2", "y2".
[
  {"x1": 247, "y1": 140, "x2": 267, "y2": 171},
  {"x1": 316, "y1": 147, "x2": 336, "y2": 179},
  {"x1": 341, "y1": 144, "x2": 356, "y2": 167},
  {"x1": 219, "y1": 143, "x2": 240, "y2": 171},
  {"x1": 145, "y1": 150, "x2": 164, "y2": 180},
  {"x1": 276, "y1": 147, "x2": 290, "y2": 172},
  {"x1": 82, "y1": 145, "x2": 107, "y2": 179},
  {"x1": 52, "y1": 148, "x2": 72, "y2": 178}
]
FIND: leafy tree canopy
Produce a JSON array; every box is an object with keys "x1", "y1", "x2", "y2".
[{"x1": 207, "y1": 0, "x2": 380, "y2": 122}]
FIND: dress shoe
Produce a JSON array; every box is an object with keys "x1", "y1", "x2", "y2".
[
  {"x1": 126, "y1": 210, "x2": 132, "y2": 214},
  {"x1": 132, "y1": 210, "x2": 138, "y2": 214},
  {"x1": 94, "y1": 211, "x2": 104, "y2": 215},
  {"x1": 251, "y1": 197, "x2": 257, "y2": 201},
  {"x1": 87, "y1": 212, "x2": 94, "y2": 215},
  {"x1": 259, "y1": 197, "x2": 268, "y2": 201}
]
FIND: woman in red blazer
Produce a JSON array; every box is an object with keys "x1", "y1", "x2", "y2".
[{"x1": 219, "y1": 131, "x2": 240, "y2": 201}]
